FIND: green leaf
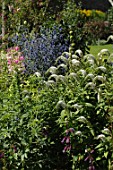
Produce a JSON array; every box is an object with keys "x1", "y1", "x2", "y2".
[
  {"x1": 76, "y1": 116, "x2": 87, "y2": 123},
  {"x1": 104, "y1": 151, "x2": 108, "y2": 158},
  {"x1": 85, "y1": 103, "x2": 94, "y2": 108},
  {"x1": 21, "y1": 154, "x2": 24, "y2": 162},
  {"x1": 24, "y1": 153, "x2": 27, "y2": 158},
  {"x1": 39, "y1": 163, "x2": 42, "y2": 168},
  {"x1": 95, "y1": 143, "x2": 103, "y2": 149},
  {"x1": 90, "y1": 129, "x2": 95, "y2": 136},
  {"x1": 96, "y1": 157, "x2": 101, "y2": 161},
  {"x1": 25, "y1": 148, "x2": 29, "y2": 153},
  {"x1": 73, "y1": 155, "x2": 78, "y2": 162},
  {"x1": 14, "y1": 153, "x2": 18, "y2": 160},
  {"x1": 61, "y1": 110, "x2": 67, "y2": 118}
]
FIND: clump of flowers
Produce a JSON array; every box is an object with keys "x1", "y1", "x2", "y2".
[
  {"x1": 0, "y1": 151, "x2": 4, "y2": 159},
  {"x1": 80, "y1": 9, "x2": 92, "y2": 17},
  {"x1": 6, "y1": 46, "x2": 25, "y2": 73},
  {"x1": 11, "y1": 25, "x2": 69, "y2": 75},
  {"x1": 80, "y1": 9, "x2": 105, "y2": 20},
  {"x1": 61, "y1": 128, "x2": 74, "y2": 153},
  {"x1": 84, "y1": 146, "x2": 95, "y2": 170}
]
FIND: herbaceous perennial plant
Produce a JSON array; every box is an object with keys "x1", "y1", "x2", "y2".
[{"x1": 45, "y1": 45, "x2": 113, "y2": 170}]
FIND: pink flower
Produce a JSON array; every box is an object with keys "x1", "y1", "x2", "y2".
[
  {"x1": 63, "y1": 145, "x2": 71, "y2": 153},
  {"x1": 61, "y1": 137, "x2": 66, "y2": 143},
  {"x1": 0, "y1": 152, "x2": 4, "y2": 158},
  {"x1": 89, "y1": 165, "x2": 95, "y2": 170},
  {"x1": 69, "y1": 128, "x2": 74, "y2": 133},
  {"x1": 15, "y1": 46, "x2": 19, "y2": 51},
  {"x1": 14, "y1": 60, "x2": 19, "y2": 64},
  {"x1": 7, "y1": 59, "x2": 11, "y2": 65},
  {"x1": 19, "y1": 56, "x2": 24, "y2": 61},
  {"x1": 66, "y1": 136, "x2": 70, "y2": 144}
]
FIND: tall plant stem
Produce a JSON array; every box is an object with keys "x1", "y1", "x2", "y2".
[{"x1": 2, "y1": 0, "x2": 5, "y2": 45}]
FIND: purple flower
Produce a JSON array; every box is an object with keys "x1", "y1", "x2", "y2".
[
  {"x1": 11, "y1": 25, "x2": 69, "y2": 75},
  {"x1": 14, "y1": 60, "x2": 19, "y2": 64},
  {"x1": 89, "y1": 165, "x2": 95, "y2": 170},
  {"x1": 15, "y1": 46, "x2": 19, "y2": 51},
  {"x1": 63, "y1": 146, "x2": 68, "y2": 153},
  {"x1": 66, "y1": 136, "x2": 70, "y2": 144},
  {"x1": 90, "y1": 150, "x2": 94, "y2": 154},
  {"x1": 62, "y1": 145, "x2": 71, "y2": 153},
  {"x1": 0, "y1": 152, "x2": 4, "y2": 158},
  {"x1": 69, "y1": 128, "x2": 74, "y2": 133},
  {"x1": 13, "y1": 146, "x2": 17, "y2": 153},
  {"x1": 61, "y1": 136, "x2": 67, "y2": 143},
  {"x1": 85, "y1": 155, "x2": 94, "y2": 163},
  {"x1": 19, "y1": 56, "x2": 24, "y2": 61}
]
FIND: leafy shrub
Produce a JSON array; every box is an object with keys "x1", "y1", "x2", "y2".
[
  {"x1": 0, "y1": 50, "x2": 71, "y2": 170},
  {"x1": 1, "y1": 0, "x2": 49, "y2": 36},
  {"x1": 107, "y1": 7, "x2": 113, "y2": 26},
  {"x1": 59, "y1": 0, "x2": 90, "y2": 54},
  {"x1": 49, "y1": 48, "x2": 113, "y2": 170},
  {"x1": 84, "y1": 20, "x2": 112, "y2": 45},
  {"x1": 106, "y1": 7, "x2": 113, "y2": 35}
]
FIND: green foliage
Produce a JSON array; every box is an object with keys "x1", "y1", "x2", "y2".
[
  {"x1": 52, "y1": 48, "x2": 113, "y2": 169},
  {"x1": 79, "y1": 9, "x2": 106, "y2": 21},
  {"x1": 107, "y1": 7, "x2": 113, "y2": 26},
  {"x1": 84, "y1": 20, "x2": 112, "y2": 45},
  {"x1": 0, "y1": 0, "x2": 51, "y2": 40},
  {"x1": 0, "y1": 50, "x2": 70, "y2": 169},
  {"x1": 0, "y1": 0, "x2": 112, "y2": 48},
  {"x1": 59, "y1": 0, "x2": 89, "y2": 54},
  {"x1": 1, "y1": 45, "x2": 113, "y2": 169}
]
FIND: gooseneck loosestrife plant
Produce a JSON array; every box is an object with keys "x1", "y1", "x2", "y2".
[{"x1": 45, "y1": 43, "x2": 113, "y2": 169}]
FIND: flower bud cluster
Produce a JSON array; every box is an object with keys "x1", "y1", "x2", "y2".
[
  {"x1": 61, "y1": 128, "x2": 74, "y2": 153},
  {"x1": 6, "y1": 46, "x2": 25, "y2": 73}
]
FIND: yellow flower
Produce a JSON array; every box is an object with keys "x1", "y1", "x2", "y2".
[{"x1": 80, "y1": 9, "x2": 92, "y2": 17}]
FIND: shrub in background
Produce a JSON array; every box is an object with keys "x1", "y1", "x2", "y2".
[
  {"x1": 77, "y1": 8, "x2": 113, "y2": 45},
  {"x1": 10, "y1": 0, "x2": 91, "y2": 76},
  {"x1": 59, "y1": 0, "x2": 90, "y2": 54},
  {"x1": 1, "y1": 0, "x2": 49, "y2": 36},
  {"x1": 107, "y1": 7, "x2": 113, "y2": 34},
  {"x1": 80, "y1": 8, "x2": 112, "y2": 45},
  {"x1": 80, "y1": 9, "x2": 106, "y2": 21},
  {"x1": 84, "y1": 20, "x2": 112, "y2": 45}
]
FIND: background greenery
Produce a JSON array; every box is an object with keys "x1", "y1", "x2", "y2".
[{"x1": 0, "y1": 0, "x2": 113, "y2": 169}]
